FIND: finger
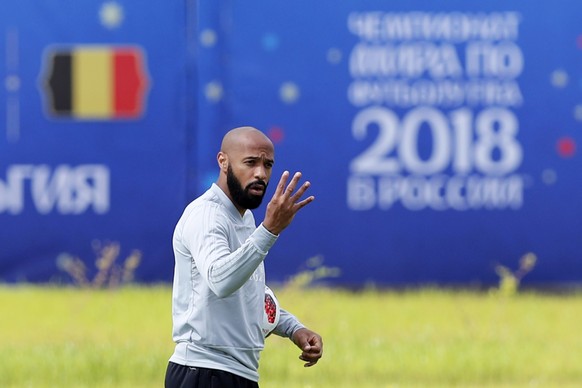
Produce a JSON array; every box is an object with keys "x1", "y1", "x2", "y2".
[
  {"x1": 285, "y1": 172, "x2": 302, "y2": 196},
  {"x1": 273, "y1": 171, "x2": 289, "y2": 198},
  {"x1": 299, "y1": 354, "x2": 320, "y2": 367},
  {"x1": 294, "y1": 196, "x2": 315, "y2": 211},
  {"x1": 300, "y1": 352, "x2": 320, "y2": 364},
  {"x1": 304, "y1": 343, "x2": 322, "y2": 357},
  {"x1": 306, "y1": 342, "x2": 321, "y2": 353},
  {"x1": 309, "y1": 335, "x2": 323, "y2": 349},
  {"x1": 306, "y1": 342, "x2": 322, "y2": 359},
  {"x1": 290, "y1": 180, "x2": 311, "y2": 201}
]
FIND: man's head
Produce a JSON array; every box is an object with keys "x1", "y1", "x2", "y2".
[{"x1": 216, "y1": 126, "x2": 275, "y2": 214}]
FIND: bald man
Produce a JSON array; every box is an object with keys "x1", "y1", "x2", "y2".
[{"x1": 165, "y1": 127, "x2": 323, "y2": 388}]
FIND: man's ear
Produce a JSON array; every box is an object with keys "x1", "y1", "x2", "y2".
[{"x1": 217, "y1": 152, "x2": 228, "y2": 172}]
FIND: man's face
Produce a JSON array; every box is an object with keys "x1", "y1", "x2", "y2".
[
  {"x1": 220, "y1": 129, "x2": 274, "y2": 211},
  {"x1": 226, "y1": 164, "x2": 268, "y2": 210}
]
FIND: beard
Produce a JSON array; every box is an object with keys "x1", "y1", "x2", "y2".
[{"x1": 226, "y1": 165, "x2": 267, "y2": 210}]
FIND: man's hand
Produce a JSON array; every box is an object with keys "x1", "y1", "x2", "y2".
[
  {"x1": 263, "y1": 171, "x2": 314, "y2": 235},
  {"x1": 291, "y1": 328, "x2": 323, "y2": 367}
]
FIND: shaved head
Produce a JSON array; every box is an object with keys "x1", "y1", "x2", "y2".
[{"x1": 220, "y1": 126, "x2": 274, "y2": 155}]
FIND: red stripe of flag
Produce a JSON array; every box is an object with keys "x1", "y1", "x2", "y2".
[{"x1": 113, "y1": 48, "x2": 146, "y2": 118}]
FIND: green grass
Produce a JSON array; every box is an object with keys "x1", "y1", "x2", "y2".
[{"x1": 1, "y1": 286, "x2": 582, "y2": 387}]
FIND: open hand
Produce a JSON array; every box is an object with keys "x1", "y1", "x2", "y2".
[{"x1": 263, "y1": 171, "x2": 314, "y2": 235}]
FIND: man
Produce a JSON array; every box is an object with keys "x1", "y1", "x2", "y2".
[{"x1": 165, "y1": 126, "x2": 323, "y2": 387}]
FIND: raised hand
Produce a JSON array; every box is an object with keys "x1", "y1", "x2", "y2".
[{"x1": 262, "y1": 171, "x2": 315, "y2": 235}]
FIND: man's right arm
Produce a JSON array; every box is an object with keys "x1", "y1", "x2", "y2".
[{"x1": 182, "y1": 208, "x2": 277, "y2": 298}]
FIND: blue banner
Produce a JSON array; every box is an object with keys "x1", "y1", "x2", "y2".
[
  {"x1": 193, "y1": 0, "x2": 582, "y2": 286},
  {"x1": 1, "y1": 0, "x2": 581, "y2": 286},
  {"x1": 0, "y1": 0, "x2": 189, "y2": 282}
]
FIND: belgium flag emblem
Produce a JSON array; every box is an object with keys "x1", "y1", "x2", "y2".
[{"x1": 41, "y1": 45, "x2": 149, "y2": 119}]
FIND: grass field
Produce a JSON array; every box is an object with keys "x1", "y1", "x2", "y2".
[{"x1": 1, "y1": 285, "x2": 582, "y2": 387}]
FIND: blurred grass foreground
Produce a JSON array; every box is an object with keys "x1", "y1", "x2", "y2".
[{"x1": 1, "y1": 285, "x2": 582, "y2": 387}]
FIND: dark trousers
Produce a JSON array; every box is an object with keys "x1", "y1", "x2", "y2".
[{"x1": 165, "y1": 362, "x2": 259, "y2": 388}]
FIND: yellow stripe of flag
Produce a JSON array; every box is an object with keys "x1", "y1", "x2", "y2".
[{"x1": 72, "y1": 47, "x2": 112, "y2": 118}]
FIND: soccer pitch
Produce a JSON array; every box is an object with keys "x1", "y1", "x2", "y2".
[{"x1": 1, "y1": 286, "x2": 581, "y2": 387}]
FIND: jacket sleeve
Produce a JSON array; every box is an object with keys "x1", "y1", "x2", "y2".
[
  {"x1": 182, "y1": 204, "x2": 277, "y2": 297},
  {"x1": 272, "y1": 307, "x2": 305, "y2": 338}
]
